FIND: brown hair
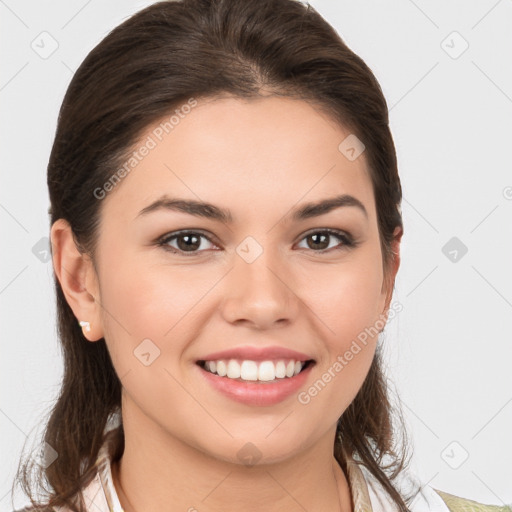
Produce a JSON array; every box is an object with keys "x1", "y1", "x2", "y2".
[{"x1": 12, "y1": 0, "x2": 416, "y2": 510}]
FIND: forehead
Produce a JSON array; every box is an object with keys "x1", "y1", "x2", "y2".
[{"x1": 99, "y1": 95, "x2": 376, "y2": 224}]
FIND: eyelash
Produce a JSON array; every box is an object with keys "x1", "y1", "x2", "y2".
[{"x1": 156, "y1": 228, "x2": 358, "y2": 256}]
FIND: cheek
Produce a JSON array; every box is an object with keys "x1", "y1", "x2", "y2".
[
  {"x1": 306, "y1": 249, "x2": 385, "y2": 346},
  {"x1": 97, "y1": 256, "x2": 220, "y2": 367},
  {"x1": 296, "y1": 287, "x2": 383, "y2": 430},
  {"x1": 299, "y1": 247, "x2": 385, "y2": 406}
]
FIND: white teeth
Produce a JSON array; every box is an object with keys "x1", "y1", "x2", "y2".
[
  {"x1": 202, "y1": 358, "x2": 308, "y2": 382},
  {"x1": 241, "y1": 360, "x2": 258, "y2": 381},
  {"x1": 275, "y1": 361, "x2": 286, "y2": 378},
  {"x1": 227, "y1": 360, "x2": 241, "y2": 379},
  {"x1": 216, "y1": 360, "x2": 227, "y2": 377},
  {"x1": 258, "y1": 361, "x2": 275, "y2": 381}
]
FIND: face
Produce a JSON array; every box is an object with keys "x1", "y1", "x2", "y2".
[{"x1": 82, "y1": 95, "x2": 396, "y2": 464}]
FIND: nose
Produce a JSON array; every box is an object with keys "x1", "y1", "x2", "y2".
[{"x1": 220, "y1": 245, "x2": 300, "y2": 330}]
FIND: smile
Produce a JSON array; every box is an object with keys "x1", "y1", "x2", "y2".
[
  {"x1": 198, "y1": 358, "x2": 314, "y2": 382},
  {"x1": 196, "y1": 358, "x2": 316, "y2": 406}
]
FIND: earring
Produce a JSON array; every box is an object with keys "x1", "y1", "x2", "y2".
[{"x1": 79, "y1": 320, "x2": 91, "y2": 333}]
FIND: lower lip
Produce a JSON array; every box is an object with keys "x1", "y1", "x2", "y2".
[{"x1": 197, "y1": 362, "x2": 315, "y2": 407}]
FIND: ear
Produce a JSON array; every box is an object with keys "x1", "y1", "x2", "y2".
[
  {"x1": 381, "y1": 226, "x2": 403, "y2": 319},
  {"x1": 50, "y1": 219, "x2": 104, "y2": 342}
]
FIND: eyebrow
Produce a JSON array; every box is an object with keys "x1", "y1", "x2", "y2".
[{"x1": 136, "y1": 194, "x2": 368, "y2": 223}]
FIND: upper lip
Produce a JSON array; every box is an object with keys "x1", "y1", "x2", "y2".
[{"x1": 198, "y1": 346, "x2": 314, "y2": 363}]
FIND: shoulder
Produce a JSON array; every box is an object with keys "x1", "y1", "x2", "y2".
[{"x1": 434, "y1": 488, "x2": 512, "y2": 512}]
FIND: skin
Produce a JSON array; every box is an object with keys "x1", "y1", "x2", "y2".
[{"x1": 51, "y1": 95, "x2": 401, "y2": 512}]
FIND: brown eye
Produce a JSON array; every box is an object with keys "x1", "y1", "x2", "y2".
[
  {"x1": 297, "y1": 229, "x2": 354, "y2": 252},
  {"x1": 175, "y1": 233, "x2": 202, "y2": 251},
  {"x1": 306, "y1": 232, "x2": 330, "y2": 250},
  {"x1": 158, "y1": 231, "x2": 217, "y2": 255}
]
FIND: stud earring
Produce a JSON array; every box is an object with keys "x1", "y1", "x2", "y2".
[{"x1": 79, "y1": 320, "x2": 91, "y2": 333}]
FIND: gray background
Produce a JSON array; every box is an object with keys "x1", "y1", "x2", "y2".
[{"x1": 1, "y1": 0, "x2": 511, "y2": 509}]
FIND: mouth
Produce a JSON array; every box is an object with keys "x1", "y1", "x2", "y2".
[{"x1": 196, "y1": 358, "x2": 316, "y2": 383}]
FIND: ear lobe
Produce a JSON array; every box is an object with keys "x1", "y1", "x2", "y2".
[{"x1": 50, "y1": 219, "x2": 104, "y2": 342}]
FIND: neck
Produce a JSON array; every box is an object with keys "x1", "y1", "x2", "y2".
[
  {"x1": 112, "y1": 454, "x2": 352, "y2": 512},
  {"x1": 110, "y1": 406, "x2": 353, "y2": 512}
]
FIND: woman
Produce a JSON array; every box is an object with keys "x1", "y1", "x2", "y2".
[{"x1": 11, "y1": 0, "x2": 510, "y2": 511}]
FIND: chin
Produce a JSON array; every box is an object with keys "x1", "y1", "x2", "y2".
[{"x1": 202, "y1": 432, "x2": 313, "y2": 468}]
